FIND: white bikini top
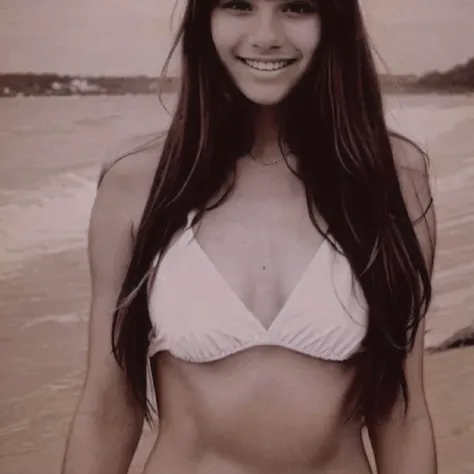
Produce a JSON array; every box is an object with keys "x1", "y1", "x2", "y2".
[{"x1": 147, "y1": 211, "x2": 368, "y2": 363}]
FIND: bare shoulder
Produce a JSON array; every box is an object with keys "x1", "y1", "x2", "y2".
[
  {"x1": 389, "y1": 132, "x2": 437, "y2": 272},
  {"x1": 389, "y1": 133, "x2": 433, "y2": 218},
  {"x1": 98, "y1": 131, "x2": 166, "y2": 190},
  {"x1": 389, "y1": 132, "x2": 430, "y2": 175},
  {"x1": 96, "y1": 131, "x2": 166, "y2": 233}
]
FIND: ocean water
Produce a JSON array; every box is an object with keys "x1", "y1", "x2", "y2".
[
  {"x1": 0, "y1": 94, "x2": 473, "y2": 473},
  {"x1": 0, "y1": 95, "x2": 172, "y2": 274}
]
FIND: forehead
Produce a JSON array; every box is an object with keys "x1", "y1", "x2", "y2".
[
  {"x1": 210, "y1": 0, "x2": 317, "y2": 9},
  {"x1": 252, "y1": 0, "x2": 316, "y2": 2},
  {"x1": 215, "y1": 0, "x2": 315, "y2": 3}
]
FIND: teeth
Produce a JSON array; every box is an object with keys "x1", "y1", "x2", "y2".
[{"x1": 243, "y1": 59, "x2": 292, "y2": 71}]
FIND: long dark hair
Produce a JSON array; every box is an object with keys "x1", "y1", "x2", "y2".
[{"x1": 110, "y1": 0, "x2": 435, "y2": 427}]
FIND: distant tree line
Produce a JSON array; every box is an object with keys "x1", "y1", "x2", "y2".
[
  {"x1": 415, "y1": 57, "x2": 474, "y2": 92},
  {"x1": 380, "y1": 57, "x2": 474, "y2": 93},
  {"x1": 1, "y1": 57, "x2": 473, "y2": 97}
]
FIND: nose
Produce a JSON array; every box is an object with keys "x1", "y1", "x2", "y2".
[{"x1": 249, "y1": 11, "x2": 284, "y2": 51}]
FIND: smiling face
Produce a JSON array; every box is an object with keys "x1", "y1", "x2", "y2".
[{"x1": 210, "y1": 0, "x2": 322, "y2": 106}]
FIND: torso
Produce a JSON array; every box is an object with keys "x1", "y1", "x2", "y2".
[{"x1": 129, "y1": 147, "x2": 372, "y2": 474}]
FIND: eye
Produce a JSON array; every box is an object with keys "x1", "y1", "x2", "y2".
[
  {"x1": 220, "y1": 0, "x2": 253, "y2": 12},
  {"x1": 282, "y1": 1, "x2": 318, "y2": 15}
]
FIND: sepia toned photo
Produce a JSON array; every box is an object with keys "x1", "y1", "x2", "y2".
[{"x1": 1, "y1": 1, "x2": 473, "y2": 473}]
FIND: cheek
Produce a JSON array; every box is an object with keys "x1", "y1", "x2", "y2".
[
  {"x1": 290, "y1": 20, "x2": 322, "y2": 57},
  {"x1": 211, "y1": 15, "x2": 239, "y2": 60}
]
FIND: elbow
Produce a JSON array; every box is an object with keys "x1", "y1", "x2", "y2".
[
  {"x1": 368, "y1": 403, "x2": 437, "y2": 474},
  {"x1": 75, "y1": 379, "x2": 145, "y2": 437},
  {"x1": 63, "y1": 401, "x2": 144, "y2": 474}
]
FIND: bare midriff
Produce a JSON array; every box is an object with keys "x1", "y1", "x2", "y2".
[{"x1": 142, "y1": 346, "x2": 372, "y2": 474}]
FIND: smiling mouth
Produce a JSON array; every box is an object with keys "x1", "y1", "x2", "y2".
[{"x1": 237, "y1": 57, "x2": 298, "y2": 71}]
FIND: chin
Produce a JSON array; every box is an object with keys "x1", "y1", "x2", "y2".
[{"x1": 240, "y1": 87, "x2": 291, "y2": 106}]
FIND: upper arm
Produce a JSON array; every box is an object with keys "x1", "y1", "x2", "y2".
[
  {"x1": 79, "y1": 156, "x2": 143, "y2": 425},
  {"x1": 378, "y1": 135, "x2": 437, "y2": 422},
  {"x1": 79, "y1": 133, "x2": 164, "y2": 424},
  {"x1": 393, "y1": 134, "x2": 437, "y2": 383}
]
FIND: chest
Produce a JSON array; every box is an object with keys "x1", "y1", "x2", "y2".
[
  {"x1": 148, "y1": 208, "x2": 367, "y2": 363},
  {"x1": 192, "y1": 196, "x2": 326, "y2": 328}
]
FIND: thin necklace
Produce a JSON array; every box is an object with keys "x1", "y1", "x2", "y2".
[{"x1": 249, "y1": 149, "x2": 290, "y2": 166}]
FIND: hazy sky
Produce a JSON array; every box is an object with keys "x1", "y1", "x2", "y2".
[{"x1": 1, "y1": 0, "x2": 473, "y2": 76}]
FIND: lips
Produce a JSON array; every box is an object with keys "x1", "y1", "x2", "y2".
[{"x1": 237, "y1": 56, "x2": 298, "y2": 71}]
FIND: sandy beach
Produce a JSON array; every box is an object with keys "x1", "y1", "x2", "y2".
[{"x1": 0, "y1": 94, "x2": 473, "y2": 473}]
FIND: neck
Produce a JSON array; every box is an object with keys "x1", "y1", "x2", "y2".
[{"x1": 251, "y1": 106, "x2": 288, "y2": 159}]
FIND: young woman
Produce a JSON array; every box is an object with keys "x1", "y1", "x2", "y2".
[{"x1": 63, "y1": 1, "x2": 438, "y2": 473}]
